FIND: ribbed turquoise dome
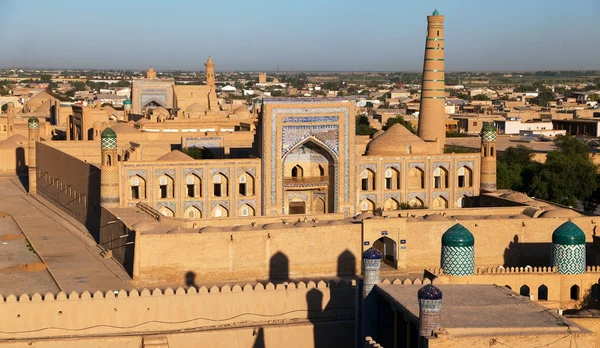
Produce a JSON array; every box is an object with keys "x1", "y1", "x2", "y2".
[
  {"x1": 442, "y1": 224, "x2": 474, "y2": 247},
  {"x1": 101, "y1": 127, "x2": 116, "y2": 139},
  {"x1": 123, "y1": 99, "x2": 132, "y2": 105},
  {"x1": 432, "y1": 8, "x2": 440, "y2": 16},
  {"x1": 552, "y1": 221, "x2": 585, "y2": 245}
]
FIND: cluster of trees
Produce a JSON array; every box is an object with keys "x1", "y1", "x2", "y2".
[
  {"x1": 497, "y1": 137, "x2": 599, "y2": 212},
  {"x1": 355, "y1": 115, "x2": 375, "y2": 135},
  {"x1": 180, "y1": 146, "x2": 215, "y2": 160},
  {"x1": 383, "y1": 116, "x2": 415, "y2": 133}
]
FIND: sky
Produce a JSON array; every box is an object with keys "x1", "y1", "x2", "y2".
[{"x1": 0, "y1": 0, "x2": 598, "y2": 72}]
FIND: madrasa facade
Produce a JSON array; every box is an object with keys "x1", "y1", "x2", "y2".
[{"x1": 82, "y1": 10, "x2": 489, "y2": 220}]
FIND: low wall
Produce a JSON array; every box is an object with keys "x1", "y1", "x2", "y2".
[
  {"x1": 432, "y1": 266, "x2": 600, "y2": 305},
  {"x1": 0, "y1": 280, "x2": 356, "y2": 346},
  {"x1": 134, "y1": 223, "x2": 363, "y2": 286},
  {"x1": 363, "y1": 215, "x2": 598, "y2": 272}
]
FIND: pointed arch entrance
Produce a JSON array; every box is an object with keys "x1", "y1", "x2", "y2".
[
  {"x1": 373, "y1": 236, "x2": 397, "y2": 269},
  {"x1": 282, "y1": 137, "x2": 337, "y2": 215}
]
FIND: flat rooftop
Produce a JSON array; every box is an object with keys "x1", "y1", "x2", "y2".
[{"x1": 376, "y1": 284, "x2": 589, "y2": 336}]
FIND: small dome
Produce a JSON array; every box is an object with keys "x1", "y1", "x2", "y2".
[
  {"x1": 123, "y1": 99, "x2": 132, "y2": 105},
  {"x1": 442, "y1": 224, "x2": 474, "y2": 247},
  {"x1": 186, "y1": 103, "x2": 209, "y2": 113},
  {"x1": 101, "y1": 127, "x2": 117, "y2": 139},
  {"x1": 500, "y1": 192, "x2": 530, "y2": 203},
  {"x1": 552, "y1": 221, "x2": 585, "y2": 245},
  {"x1": 362, "y1": 247, "x2": 382, "y2": 260},
  {"x1": 101, "y1": 127, "x2": 117, "y2": 149},
  {"x1": 294, "y1": 221, "x2": 315, "y2": 227},
  {"x1": 367, "y1": 123, "x2": 424, "y2": 156},
  {"x1": 482, "y1": 122, "x2": 496, "y2": 132},
  {"x1": 27, "y1": 116, "x2": 39, "y2": 129},
  {"x1": 540, "y1": 208, "x2": 581, "y2": 219},
  {"x1": 200, "y1": 226, "x2": 223, "y2": 232},
  {"x1": 418, "y1": 284, "x2": 442, "y2": 300},
  {"x1": 432, "y1": 8, "x2": 440, "y2": 16},
  {"x1": 423, "y1": 214, "x2": 449, "y2": 221}
]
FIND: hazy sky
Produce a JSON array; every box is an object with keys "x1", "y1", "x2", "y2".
[{"x1": 0, "y1": 0, "x2": 598, "y2": 71}]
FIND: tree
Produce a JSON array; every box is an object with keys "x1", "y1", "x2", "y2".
[
  {"x1": 383, "y1": 116, "x2": 415, "y2": 133},
  {"x1": 496, "y1": 145, "x2": 542, "y2": 192},
  {"x1": 472, "y1": 94, "x2": 490, "y2": 101},
  {"x1": 181, "y1": 146, "x2": 215, "y2": 159},
  {"x1": 72, "y1": 81, "x2": 86, "y2": 92},
  {"x1": 530, "y1": 136, "x2": 598, "y2": 209},
  {"x1": 355, "y1": 115, "x2": 375, "y2": 135}
]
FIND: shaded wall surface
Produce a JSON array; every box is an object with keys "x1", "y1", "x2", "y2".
[{"x1": 36, "y1": 142, "x2": 101, "y2": 240}]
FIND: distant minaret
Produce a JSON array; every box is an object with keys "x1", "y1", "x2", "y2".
[
  {"x1": 205, "y1": 57, "x2": 215, "y2": 89},
  {"x1": 6, "y1": 102, "x2": 15, "y2": 137},
  {"x1": 100, "y1": 128, "x2": 119, "y2": 208},
  {"x1": 28, "y1": 117, "x2": 40, "y2": 194},
  {"x1": 417, "y1": 9, "x2": 446, "y2": 152},
  {"x1": 480, "y1": 122, "x2": 497, "y2": 192}
]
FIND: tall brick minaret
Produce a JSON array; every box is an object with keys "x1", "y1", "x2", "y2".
[
  {"x1": 417, "y1": 9, "x2": 446, "y2": 153},
  {"x1": 27, "y1": 117, "x2": 40, "y2": 194}
]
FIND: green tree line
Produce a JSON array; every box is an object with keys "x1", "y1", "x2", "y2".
[{"x1": 497, "y1": 137, "x2": 599, "y2": 212}]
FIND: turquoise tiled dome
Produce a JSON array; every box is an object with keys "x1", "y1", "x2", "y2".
[
  {"x1": 552, "y1": 221, "x2": 585, "y2": 245},
  {"x1": 442, "y1": 224, "x2": 474, "y2": 247},
  {"x1": 552, "y1": 221, "x2": 586, "y2": 274},
  {"x1": 432, "y1": 8, "x2": 440, "y2": 16},
  {"x1": 441, "y1": 224, "x2": 475, "y2": 276}
]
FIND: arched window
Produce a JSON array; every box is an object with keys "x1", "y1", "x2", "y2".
[
  {"x1": 291, "y1": 165, "x2": 303, "y2": 178},
  {"x1": 538, "y1": 285, "x2": 548, "y2": 301},
  {"x1": 457, "y1": 166, "x2": 472, "y2": 188},
  {"x1": 239, "y1": 204, "x2": 254, "y2": 217},
  {"x1": 238, "y1": 172, "x2": 254, "y2": 196},
  {"x1": 490, "y1": 147, "x2": 495, "y2": 157},
  {"x1": 212, "y1": 205, "x2": 228, "y2": 218},
  {"x1": 433, "y1": 167, "x2": 448, "y2": 189},
  {"x1": 505, "y1": 285, "x2": 512, "y2": 290},
  {"x1": 384, "y1": 168, "x2": 400, "y2": 190},
  {"x1": 158, "y1": 175, "x2": 174, "y2": 199},
  {"x1": 106, "y1": 154, "x2": 112, "y2": 166},
  {"x1": 571, "y1": 285, "x2": 580, "y2": 301},
  {"x1": 319, "y1": 165, "x2": 325, "y2": 177},
  {"x1": 361, "y1": 169, "x2": 375, "y2": 191},
  {"x1": 360, "y1": 199, "x2": 375, "y2": 212},
  {"x1": 520, "y1": 285, "x2": 530, "y2": 297},
  {"x1": 213, "y1": 173, "x2": 228, "y2": 197},
  {"x1": 185, "y1": 174, "x2": 201, "y2": 198},
  {"x1": 129, "y1": 175, "x2": 146, "y2": 200},
  {"x1": 408, "y1": 167, "x2": 424, "y2": 190}
]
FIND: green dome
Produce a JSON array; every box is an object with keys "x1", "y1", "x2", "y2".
[
  {"x1": 101, "y1": 127, "x2": 117, "y2": 139},
  {"x1": 482, "y1": 122, "x2": 496, "y2": 132},
  {"x1": 442, "y1": 224, "x2": 474, "y2": 247},
  {"x1": 123, "y1": 99, "x2": 132, "y2": 105},
  {"x1": 28, "y1": 116, "x2": 39, "y2": 128},
  {"x1": 432, "y1": 8, "x2": 440, "y2": 16},
  {"x1": 552, "y1": 221, "x2": 585, "y2": 245}
]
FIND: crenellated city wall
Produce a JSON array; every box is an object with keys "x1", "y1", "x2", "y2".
[{"x1": 0, "y1": 279, "x2": 356, "y2": 347}]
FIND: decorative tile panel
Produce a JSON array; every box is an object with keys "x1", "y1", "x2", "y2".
[
  {"x1": 552, "y1": 244, "x2": 585, "y2": 275},
  {"x1": 441, "y1": 245, "x2": 474, "y2": 276}
]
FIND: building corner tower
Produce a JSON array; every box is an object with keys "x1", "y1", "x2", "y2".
[
  {"x1": 480, "y1": 122, "x2": 497, "y2": 192},
  {"x1": 100, "y1": 128, "x2": 120, "y2": 208},
  {"x1": 27, "y1": 117, "x2": 40, "y2": 194},
  {"x1": 417, "y1": 9, "x2": 446, "y2": 153}
]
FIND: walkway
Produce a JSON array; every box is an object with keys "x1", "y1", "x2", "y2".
[{"x1": 0, "y1": 178, "x2": 131, "y2": 294}]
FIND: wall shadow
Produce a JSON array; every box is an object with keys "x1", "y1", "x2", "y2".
[
  {"x1": 268, "y1": 251, "x2": 289, "y2": 284},
  {"x1": 252, "y1": 327, "x2": 265, "y2": 348},
  {"x1": 185, "y1": 271, "x2": 197, "y2": 288},
  {"x1": 337, "y1": 249, "x2": 356, "y2": 277},
  {"x1": 503, "y1": 235, "x2": 597, "y2": 267},
  {"x1": 503, "y1": 235, "x2": 552, "y2": 267}
]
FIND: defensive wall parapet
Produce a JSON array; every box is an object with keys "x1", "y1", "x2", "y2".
[{"x1": 0, "y1": 280, "x2": 356, "y2": 341}]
